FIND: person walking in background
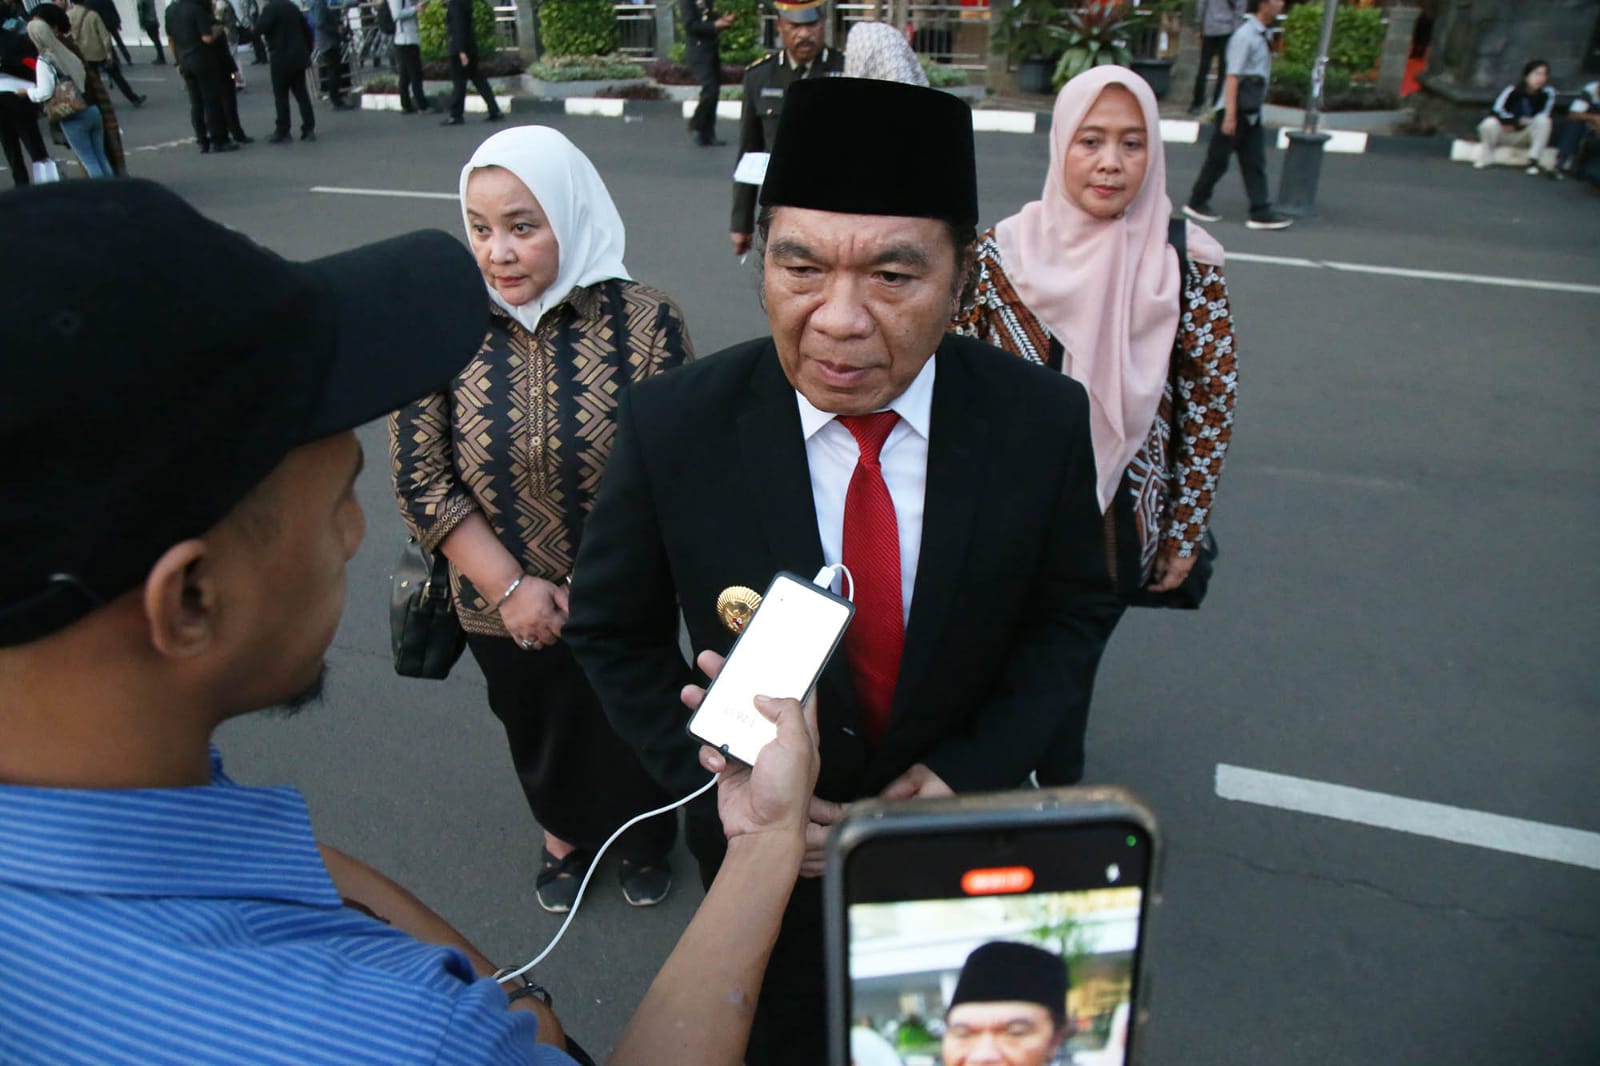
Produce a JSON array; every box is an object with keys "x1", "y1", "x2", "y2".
[
  {"x1": 309, "y1": 0, "x2": 352, "y2": 108},
  {"x1": 680, "y1": 0, "x2": 733, "y2": 146},
  {"x1": 83, "y1": 0, "x2": 131, "y2": 63},
  {"x1": 842, "y1": 20, "x2": 926, "y2": 85},
  {"x1": 167, "y1": 0, "x2": 238, "y2": 152},
  {"x1": 136, "y1": 0, "x2": 166, "y2": 63},
  {"x1": 389, "y1": 0, "x2": 429, "y2": 113},
  {"x1": 18, "y1": 10, "x2": 113, "y2": 176},
  {"x1": 954, "y1": 66, "x2": 1237, "y2": 784},
  {"x1": 1475, "y1": 59, "x2": 1556, "y2": 175},
  {"x1": 30, "y1": 2, "x2": 124, "y2": 172},
  {"x1": 440, "y1": 0, "x2": 501, "y2": 124},
  {"x1": 390, "y1": 126, "x2": 692, "y2": 914},
  {"x1": 254, "y1": 0, "x2": 313, "y2": 141},
  {"x1": 1189, "y1": 0, "x2": 1244, "y2": 115},
  {"x1": 1182, "y1": 0, "x2": 1292, "y2": 230},
  {"x1": 66, "y1": 0, "x2": 146, "y2": 106}
]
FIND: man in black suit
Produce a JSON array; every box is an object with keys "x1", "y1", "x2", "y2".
[
  {"x1": 679, "y1": 0, "x2": 732, "y2": 147},
  {"x1": 165, "y1": 0, "x2": 237, "y2": 152},
  {"x1": 565, "y1": 78, "x2": 1116, "y2": 1066},
  {"x1": 440, "y1": 0, "x2": 501, "y2": 125},
  {"x1": 254, "y1": 0, "x2": 315, "y2": 142}
]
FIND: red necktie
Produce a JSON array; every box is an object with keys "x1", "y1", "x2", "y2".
[{"x1": 838, "y1": 412, "x2": 903, "y2": 745}]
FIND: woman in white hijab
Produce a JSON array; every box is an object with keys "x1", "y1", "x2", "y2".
[
  {"x1": 390, "y1": 126, "x2": 695, "y2": 914},
  {"x1": 843, "y1": 21, "x2": 928, "y2": 86}
]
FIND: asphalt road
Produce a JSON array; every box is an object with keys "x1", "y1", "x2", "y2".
[{"x1": 40, "y1": 57, "x2": 1600, "y2": 1064}]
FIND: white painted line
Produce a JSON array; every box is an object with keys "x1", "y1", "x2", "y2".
[
  {"x1": 1224, "y1": 251, "x2": 1600, "y2": 296},
  {"x1": 1159, "y1": 118, "x2": 1200, "y2": 144},
  {"x1": 464, "y1": 94, "x2": 514, "y2": 114},
  {"x1": 679, "y1": 100, "x2": 742, "y2": 121},
  {"x1": 1216, "y1": 764, "x2": 1600, "y2": 872},
  {"x1": 565, "y1": 97, "x2": 625, "y2": 118},
  {"x1": 971, "y1": 109, "x2": 1036, "y2": 135},
  {"x1": 309, "y1": 185, "x2": 459, "y2": 201},
  {"x1": 1275, "y1": 127, "x2": 1368, "y2": 153},
  {"x1": 1247, "y1": 465, "x2": 1414, "y2": 492}
]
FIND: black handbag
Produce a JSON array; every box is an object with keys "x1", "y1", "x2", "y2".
[
  {"x1": 1236, "y1": 74, "x2": 1266, "y2": 115},
  {"x1": 390, "y1": 538, "x2": 467, "y2": 679}
]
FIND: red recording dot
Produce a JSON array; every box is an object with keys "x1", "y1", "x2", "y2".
[{"x1": 960, "y1": 866, "x2": 1036, "y2": 896}]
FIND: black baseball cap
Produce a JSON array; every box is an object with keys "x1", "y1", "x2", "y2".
[{"x1": 0, "y1": 179, "x2": 488, "y2": 647}]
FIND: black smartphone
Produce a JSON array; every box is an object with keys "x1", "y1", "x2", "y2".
[
  {"x1": 686, "y1": 571, "x2": 854, "y2": 768},
  {"x1": 825, "y1": 788, "x2": 1160, "y2": 1066}
]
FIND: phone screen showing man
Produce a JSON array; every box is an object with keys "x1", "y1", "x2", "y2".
[{"x1": 843, "y1": 824, "x2": 1152, "y2": 1066}]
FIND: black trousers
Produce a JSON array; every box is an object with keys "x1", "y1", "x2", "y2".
[
  {"x1": 109, "y1": 25, "x2": 133, "y2": 64},
  {"x1": 141, "y1": 19, "x2": 166, "y2": 63},
  {"x1": 270, "y1": 60, "x2": 315, "y2": 134},
  {"x1": 0, "y1": 94, "x2": 49, "y2": 186},
  {"x1": 180, "y1": 66, "x2": 229, "y2": 147},
  {"x1": 1189, "y1": 115, "x2": 1272, "y2": 217},
  {"x1": 395, "y1": 43, "x2": 427, "y2": 111},
  {"x1": 219, "y1": 66, "x2": 247, "y2": 139},
  {"x1": 90, "y1": 59, "x2": 140, "y2": 105},
  {"x1": 318, "y1": 48, "x2": 350, "y2": 102},
  {"x1": 1191, "y1": 32, "x2": 1229, "y2": 109},
  {"x1": 447, "y1": 51, "x2": 500, "y2": 119},
  {"x1": 466, "y1": 634, "x2": 676, "y2": 863},
  {"x1": 687, "y1": 49, "x2": 718, "y2": 141}
]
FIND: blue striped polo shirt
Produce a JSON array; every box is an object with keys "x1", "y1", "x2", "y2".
[{"x1": 0, "y1": 750, "x2": 573, "y2": 1065}]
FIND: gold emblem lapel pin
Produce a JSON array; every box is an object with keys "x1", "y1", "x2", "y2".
[{"x1": 716, "y1": 585, "x2": 762, "y2": 634}]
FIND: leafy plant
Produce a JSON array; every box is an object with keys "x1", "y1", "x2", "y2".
[
  {"x1": 993, "y1": 0, "x2": 1069, "y2": 64},
  {"x1": 1052, "y1": 3, "x2": 1138, "y2": 89},
  {"x1": 539, "y1": 0, "x2": 619, "y2": 57},
  {"x1": 527, "y1": 54, "x2": 646, "y2": 80},
  {"x1": 419, "y1": 0, "x2": 499, "y2": 62},
  {"x1": 920, "y1": 54, "x2": 969, "y2": 88},
  {"x1": 647, "y1": 57, "x2": 747, "y2": 85},
  {"x1": 1281, "y1": 2, "x2": 1385, "y2": 79},
  {"x1": 1268, "y1": 57, "x2": 1397, "y2": 110}
]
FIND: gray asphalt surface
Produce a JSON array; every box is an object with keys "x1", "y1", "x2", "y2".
[{"x1": 46, "y1": 56, "x2": 1600, "y2": 1064}]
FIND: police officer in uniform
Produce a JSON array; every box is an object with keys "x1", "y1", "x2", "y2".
[
  {"x1": 728, "y1": 0, "x2": 841, "y2": 255},
  {"x1": 681, "y1": 0, "x2": 734, "y2": 147}
]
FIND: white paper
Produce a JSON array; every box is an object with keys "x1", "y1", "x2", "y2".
[{"x1": 733, "y1": 152, "x2": 770, "y2": 187}]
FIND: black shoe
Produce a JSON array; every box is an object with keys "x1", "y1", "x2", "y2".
[
  {"x1": 233, "y1": 134, "x2": 255, "y2": 145},
  {"x1": 301, "y1": 129, "x2": 316, "y2": 141},
  {"x1": 401, "y1": 106, "x2": 416, "y2": 114},
  {"x1": 1183, "y1": 201, "x2": 1223, "y2": 223},
  {"x1": 268, "y1": 130, "x2": 291, "y2": 143},
  {"x1": 535, "y1": 848, "x2": 593, "y2": 914},
  {"x1": 154, "y1": 57, "x2": 166, "y2": 65},
  {"x1": 619, "y1": 859, "x2": 673, "y2": 907},
  {"x1": 132, "y1": 95, "x2": 147, "y2": 108},
  {"x1": 440, "y1": 115, "x2": 464, "y2": 125},
  {"x1": 198, "y1": 142, "x2": 211, "y2": 153},
  {"x1": 212, "y1": 141, "x2": 240, "y2": 152},
  {"x1": 1246, "y1": 211, "x2": 1293, "y2": 231},
  {"x1": 484, "y1": 111, "x2": 505, "y2": 122}
]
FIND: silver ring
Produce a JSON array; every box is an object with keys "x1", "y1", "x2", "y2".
[{"x1": 519, "y1": 638, "x2": 533, "y2": 649}]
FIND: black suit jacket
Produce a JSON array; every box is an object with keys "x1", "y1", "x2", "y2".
[
  {"x1": 255, "y1": 0, "x2": 311, "y2": 67},
  {"x1": 565, "y1": 334, "x2": 1116, "y2": 805},
  {"x1": 445, "y1": 0, "x2": 475, "y2": 57}
]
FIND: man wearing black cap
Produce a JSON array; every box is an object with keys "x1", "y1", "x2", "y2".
[
  {"x1": 567, "y1": 78, "x2": 1114, "y2": 1065},
  {"x1": 728, "y1": 0, "x2": 842, "y2": 255},
  {"x1": 942, "y1": 942, "x2": 1071, "y2": 1066},
  {"x1": 0, "y1": 179, "x2": 826, "y2": 1065}
]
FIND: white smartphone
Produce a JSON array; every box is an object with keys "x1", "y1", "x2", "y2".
[{"x1": 686, "y1": 571, "x2": 854, "y2": 767}]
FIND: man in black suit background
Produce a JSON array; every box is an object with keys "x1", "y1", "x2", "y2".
[
  {"x1": 679, "y1": 0, "x2": 732, "y2": 147},
  {"x1": 254, "y1": 0, "x2": 315, "y2": 142},
  {"x1": 565, "y1": 78, "x2": 1117, "y2": 1066},
  {"x1": 439, "y1": 0, "x2": 501, "y2": 124}
]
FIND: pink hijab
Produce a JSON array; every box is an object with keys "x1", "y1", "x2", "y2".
[{"x1": 994, "y1": 66, "x2": 1225, "y2": 511}]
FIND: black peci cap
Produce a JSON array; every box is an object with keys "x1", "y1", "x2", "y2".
[
  {"x1": 0, "y1": 179, "x2": 487, "y2": 647},
  {"x1": 760, "y1": 77, "x2": 978, "y2": 226},
  {"x1": 948, "y1": 942, "x2": 1069, "y2": 1020}
]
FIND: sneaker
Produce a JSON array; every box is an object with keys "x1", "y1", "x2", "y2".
[
  {"x1": 535, "y1": 847, "x2": 592, "y2": 914},
  {"x1": 1246, "y1": 212, "x2": 1293, "y2": 230},
  {"x1": 619, "y1": 859, "x2": 673, "y2": 907},
  {"x1": 1183, "y1": 202, "x2": 1222, "y2": 223},
  {"x1": 1524, "y1": 164, "x2": 1542, "y2": 176},
  {"x1": 484, "y1": 111, "x2": 506, "y2": 122}
]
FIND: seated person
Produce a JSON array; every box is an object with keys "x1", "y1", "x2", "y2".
[
  {"x1": 1554, "y1": 79, "x2": 1600, "y2": 182},
  {"x1": 1475, "y1": 59, "x2": 1556, "y2": 174},
  {"x1": 0, "y1": 178, "x2": 820, "y2": 1066}
]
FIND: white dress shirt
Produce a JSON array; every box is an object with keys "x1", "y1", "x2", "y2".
[{"x1": 795, "y1": 358, "x2": 935, "y2": 624}]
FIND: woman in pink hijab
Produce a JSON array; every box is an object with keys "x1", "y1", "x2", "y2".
[{"x1": 954, "y1": 66, "x2": 1237, "y2": 784}]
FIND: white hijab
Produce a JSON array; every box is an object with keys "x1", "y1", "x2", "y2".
[{"x1": 458, "y1": 126, "x2": 632, "y2": 330}]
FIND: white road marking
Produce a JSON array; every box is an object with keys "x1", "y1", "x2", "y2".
[
  {"x1": 1227, "y1": 251, "x2": 1600, "y2": 296},
  {"x1": 1216, "y1": 764, "x2": 1600, "y2": 872},
  {"x1": 1246, "y1": 465, "x2": 1415, "y2": 491},
  {"x1": 309, "y1": 185, "x2": 459, "y2": 200}
]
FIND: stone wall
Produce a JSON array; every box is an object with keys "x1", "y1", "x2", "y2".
[{"x1": 1420, "y1": 0, "x2": 1599, "y2": 102}]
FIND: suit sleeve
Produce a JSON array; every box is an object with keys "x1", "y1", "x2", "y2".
[
  {"x1": 919, "y1": 385, "x2": 1121, "y2": 792},
  {"x1": 680, "y1": 0, "x2": 718, "y2": 38},
  {"x1": 731, "y1": 68, "x2": 763, "y2": 235},
  {"x1": 564, "y1": 388, "x2": 705, "y2": 796}
]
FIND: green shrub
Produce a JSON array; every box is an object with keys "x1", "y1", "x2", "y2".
[
  {"x1": 919, "y1": 55, "x2": 967, "y2": 89},
  {"x1": 539, "y1": 0, "x2": 619, "y2": 56},
  {"x1": 670, "y1": 0, "x2": 763, "y2": 66},
  {"x1": 1269, "y1": 56, "x2": 1398, "y2": 110},
  {"x1": 527, "y1": 54, "x2": 646, "y2": 80},
  {"x1": 1281, "y1": 3, "x2": 1385, "y2": 78},
  {"x1": 420, "y1": 0, "x2": 499, "y2": 62}
]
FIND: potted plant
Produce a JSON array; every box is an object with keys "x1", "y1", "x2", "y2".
[
  {"x1": 1052, "y1": 2, "x2": 1137, "y2": 90},
  {"x1": 993, "y1": 0, "x2": 1069, "y2": 95},
  {"x1": 1124, "y1": 0, "x2": 1183, "y2": 98}
]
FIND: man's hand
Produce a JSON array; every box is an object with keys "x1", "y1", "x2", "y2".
[
  {"x1": 683, "y1": 650, "x2": 820, "y2": 844},
  {"x1": 1221, "y1": 111, "x2": 1237, "y2": 137},
  {"x1": 879, "y1": 763, "x2": 953, "y2": 802},
  {"x1": 1146, "y1": 548, "x2": 1198, "y2": 593},
  {"x1": 714, "y1": 12, "x2": 735, "y2": 28},
  {"x1": 458, "y1": 51, "x2": 468, "y2": 65},
  {"x1": 801, "y1": 795, "x2": 845, "y2": 878},
  {"x1": 731, "y1": 232, "x2": 752, "y2": 256}
]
